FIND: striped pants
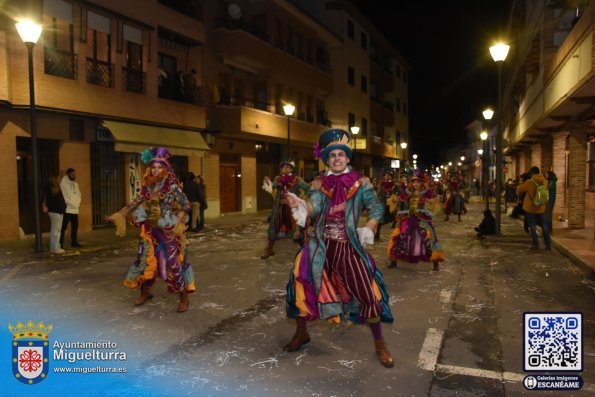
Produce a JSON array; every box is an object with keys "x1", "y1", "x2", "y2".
[{"x1": 324, "y1": 239, "x2": 381, "y2": 320}]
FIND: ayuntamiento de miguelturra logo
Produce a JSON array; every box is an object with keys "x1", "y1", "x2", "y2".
[{"x1": 9, "y1": 321, "x2": 52, "y2": 385}]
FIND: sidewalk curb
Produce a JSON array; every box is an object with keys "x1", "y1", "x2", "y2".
[{"x1": 551, "y1": 237, "x2": 595, "y2": 278}]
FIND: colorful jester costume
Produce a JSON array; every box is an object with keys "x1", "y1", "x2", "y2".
[
  {"x1": 284, "y1": 128, "x2": 394, "y2": 368},
  {"x1": 107, "y1": 147, "x2": 195, "y2": 312},
  {"x1": 260, "y1": 159, "x2": 311, "y2": 259},
  {"x1": 387, "y1": 170, "x2": 444, "y2": 271}
]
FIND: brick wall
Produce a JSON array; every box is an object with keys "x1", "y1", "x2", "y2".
[
  {"x1": 567, "y1": 130, "x2": 586, "y2": 229},
  {"x1": 541, "y1": 136, "x2": 553, "y2": 174},
  {"x1": 519, "y1": 150, "x2": 527, "y2": 174},
  {"x1": 241, "y1": 155, "x2": 257, "y2": 213},
  {"x1": 0, "y1": 122, "x2": 19, "y2": 239},
  {"x1": 552, "y1": 132, "x2": 568, "y2": 221},
  {"x1": 203, "y1": 152, "x2": 219, "y2": 217},
  {"x1": 531, "y1": 143, "x2": 542, "y2": 170}
]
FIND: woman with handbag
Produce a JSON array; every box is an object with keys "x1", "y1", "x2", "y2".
[{"x1": 43, "y1": 173, "x2": 67, "y2": 254}]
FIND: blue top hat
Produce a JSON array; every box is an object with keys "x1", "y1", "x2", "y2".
[
  {"x1": 280, "y1": 158, "x2": 296, "y2": 169},
  {"x1": 319, "y1": 129, "x2": 352, "y2": 164}
]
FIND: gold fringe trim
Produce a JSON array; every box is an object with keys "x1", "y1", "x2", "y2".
[{"x1": 112, "y1": 212, "x2": 127, "y2": 237}]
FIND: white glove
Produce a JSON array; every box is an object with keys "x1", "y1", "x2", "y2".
[
  {"x1": 286, "y1": 192, "x2": 307, "y2": 227},
  {"x1": 357, "y1": 226, "x2": 374, "y2": 246},
  {"x1": 262, "y1": 178, "x2": 273, "y2": 194}
]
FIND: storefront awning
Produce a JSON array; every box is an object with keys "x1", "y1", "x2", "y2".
[{"x1": 102, "y1": 121, "x2": 210, "y2": 157}]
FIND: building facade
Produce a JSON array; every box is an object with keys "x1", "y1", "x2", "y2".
[
  {"x1": 0, "y1": 0, "x2": 410, "y2": 241},
  {"x1": 502, "y1": 0, "x2": 595, "y2": 234}
]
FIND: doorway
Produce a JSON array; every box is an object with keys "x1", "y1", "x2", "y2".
[
  {"x1": 219, "y1": 153, "x2": 240, "y2": 213},
  {"x1": 16, "y1": 137, "x2": 59, "y2": 234}
]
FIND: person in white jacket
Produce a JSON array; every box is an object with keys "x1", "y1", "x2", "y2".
[{"x1": 59, "y1": 168, "x2": 82, "y2": 248}]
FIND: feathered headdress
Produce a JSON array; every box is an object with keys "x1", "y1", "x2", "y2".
[{"x1": 140, "y1": 147, "x2": 173, "y2": 171}]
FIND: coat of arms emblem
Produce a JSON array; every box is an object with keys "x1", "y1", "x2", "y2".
[{"x1": 9, "y1": 321, "x2": 52, "y2": 384}]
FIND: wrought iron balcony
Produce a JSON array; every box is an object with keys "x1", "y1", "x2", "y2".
[
  {"x1": 44, "y1": 48, "x2": 77, "y2": 80},
  {"x1": 86, "y1": 58, "x2": 113, "y2": 87},
  {"x1": 122, "y1": 67, "x2": 145, "y2": 94}
]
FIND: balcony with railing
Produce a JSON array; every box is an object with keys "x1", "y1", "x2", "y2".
[
  {"x1": 44, "y1": 48, "x2": 77, "y2": 80},
  {"x1": 158, "y1": 80, "x2": 204, "y2": 105},
  {"x1": 158, "y1": 0, "x2": 203, "y2": 21},
  {"x1": 122, "y1": 67, "x2": 146, "y2": 94},
  {"x1": 213, "y1": 18, "x2": 269, "y2": 42},
  {"x1": 86, "y1": 58, "x2": 113, "y2": 87},
  {"x1": 212, "y1": 18, "x2": 331, "y2": 79}
]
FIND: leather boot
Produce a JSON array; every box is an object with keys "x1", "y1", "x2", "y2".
[
  {"x1": 177, "y1": 290, "x2": 189, "y2": 313},
  {"x1": 260, "y1": 240, "x2": 275, "y2": 259},
  {"x1": 134, "y1": 284, "x2": 153, "y2": 306},
  {"x1": 374, "y1": 339, "x2": 394, "y2": 368},
  {"x1": 284, "y1": 318, "x2": 310, "y2": 352},
  {"x1": 388, "y1": 261, "x2": 397, "y2": 268},
  {"x1": 433, "y1": 261, "x2": 440, "y2": 271}
]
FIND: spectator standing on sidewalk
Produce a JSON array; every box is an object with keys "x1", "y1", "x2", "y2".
[
  {"x1": 59, "y1": 168, "x2": 82, "y2": 249},
  {"x1": 517, "y1": 166, "x2": 551, "y2": 250},
  {"x1": 183, "y1": 172, "x2": 201, "y2": 232},
  {"x1": 196, "y1": 175, "x2": 207, "y2": 230},
  {"x1": 43, "y1": 173, "x2": 66, "y2": 254},
  {"x1": 545, "y1": 170, "x2": 557, "y2": 234},
  {"x1": 105, "y1": 147, "x2": 196, "y2": 313},
  {"x1": 284, "y1": 129, "x2": 395, "y2": 368}
]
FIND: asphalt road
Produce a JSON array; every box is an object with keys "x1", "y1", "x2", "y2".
[{"x1": 1, "y1": 200, "x2": 593, "y2": 397}]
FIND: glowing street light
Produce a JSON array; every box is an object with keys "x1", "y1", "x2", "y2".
[
  {"x1": 283, "y1": 103, "x2": 295, "y2": 159},
  {"x1": 350, "y1": 126, "x2": 359, "y2": 167},
  {"x1": 482, "y1": 108, "x2": 494, "y2": 121}
]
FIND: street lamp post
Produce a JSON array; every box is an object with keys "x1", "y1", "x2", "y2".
[
  {"x1": 400, "y1": 142, "x2": 407, "y2": 165},
  {"x1": 482, "y1": 108, "x2": 493, "y2": 210},
  {"x1": 480, "y1": 130, "x2": 489, "y2": 210},
  {"x1": 283, "y1": 104, "x2": 295, "y2": 159},
  {"x1": 350, "y1": 126, "x2": 359, "y2": 167},
  {"x1": 16, "y1": 20, "x2": 43, "y2": 252},
  {"x1": 490, "y1": 43, "x2": 510, "y2": 234}
]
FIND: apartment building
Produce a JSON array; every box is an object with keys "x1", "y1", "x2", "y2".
[
  {"x1": 0, "y1": 0, "x2": 410, "y2": 241},
  {"x1": 503, "y1": 0, "x2": 595, "y2": 231},
  {"x1": 319, "y1": 0, "x2": 410, "y2": 176},
  {"x1": 0, "y1": 0, "x2": 209, "y2": 240}
]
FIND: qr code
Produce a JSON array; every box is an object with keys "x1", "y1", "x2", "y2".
[{"x1": 524, "y1": 313, "x2": 582, "y2": 371}]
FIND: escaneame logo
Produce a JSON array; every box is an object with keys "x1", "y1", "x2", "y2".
[{"x1": 8, "y1": 321, "x2": 52, "y2": 385}]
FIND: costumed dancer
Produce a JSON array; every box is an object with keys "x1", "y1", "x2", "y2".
[
  {"x1": 105, "y1": 147, "x2": 196, "y2": 313},
  {"x1": 260, "y1": 159, "x2": 311, "y2": 259},
  {"x1": 387, "y1": 169, "x2": 444, "y2": 271},
  {"x1": 284, "y1": 129, "x2": 394, "y2": 368},
  {"x1": 443, "y1": 171, "x2": 467, "y2": 221},
  {"x1": 375, "y1": 170, "x2": 396, "y2": 240}
]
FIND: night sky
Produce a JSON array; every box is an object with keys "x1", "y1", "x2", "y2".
[{"x1": 352, "y1": 0, "x2": 513, "y2": 168}]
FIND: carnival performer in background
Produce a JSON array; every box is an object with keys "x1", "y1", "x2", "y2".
[
  {"x1": 443, "y1": 171, "x2": 467, "y2": 221},
  {"x1": 284, "y1": 129, "x2": 395, "y2": 368},
  {"x1": 260, "y1": 159, "x2": 311, "y2": 259},
  {"x1": 387, "y1": 169, "x2": 444, "y2": 271},
  {"x1": 105, "y1": 147, "x2": 195, "y2": 313},
  {"x1": 375, "y1": 170, "x2": 396, "y2": 240}
]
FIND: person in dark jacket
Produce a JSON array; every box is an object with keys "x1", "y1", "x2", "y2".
[
  {"x1": 43, "y1": 173, "x2": 67, "y2": 253},
  {"x1": 196, "y1": 175, "x2": 208, "y2": 230},
  {"x1": 183, "y1": 172, "x2": 201, "y2": 232},
  {"x1": 474, "y1": 209, "x2": 496, "y2": 238},
  {"x1": 545, "y1": 170, "x2": 557, "y2": 234}
]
